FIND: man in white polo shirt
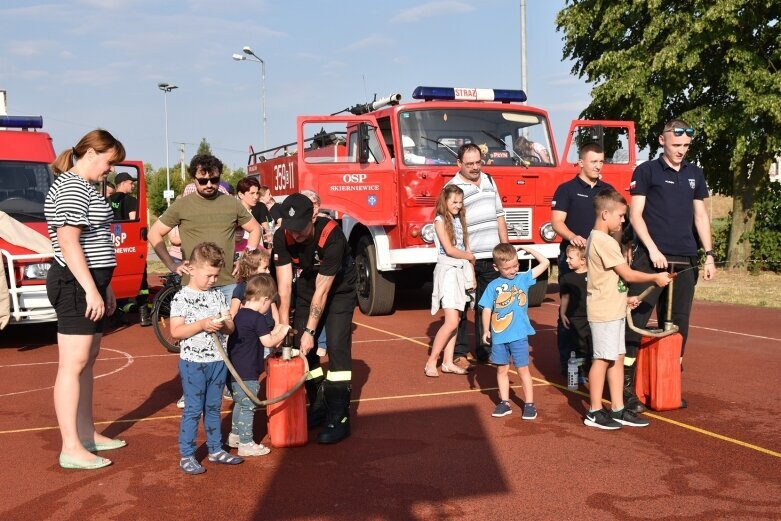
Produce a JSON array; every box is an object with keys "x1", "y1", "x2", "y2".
[{"x1": 446, "y1": 143, "x2": 509, "y2": 370}]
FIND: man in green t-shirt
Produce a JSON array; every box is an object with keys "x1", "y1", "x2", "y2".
[{"x1": 148, "y1": 154, "x2": 262, "y2": 303}]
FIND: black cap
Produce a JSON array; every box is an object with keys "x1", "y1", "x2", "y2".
[
  {"x1": 280, "y1": 193, "x2": 314, "y2": 232},
  {"x1": 114, "y1": 172, "x2": 134, "y2": 185}
]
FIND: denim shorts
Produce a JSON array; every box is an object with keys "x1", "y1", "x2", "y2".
[
  {"x1": 46, "y1": 262, "x2": 114, "y2": 335},
  {"x1": 490, "y1": 337, "x2": 530, "y2": 367}
]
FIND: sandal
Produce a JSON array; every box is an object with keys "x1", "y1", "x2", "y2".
[
  {"x1": 83, "y1": 438, "x2": 127, "y2": 452},
  {"x1": 180, "y1": 456, "x2": 206, "y2": 475},
  {"x1": 424, "y1": 364, "x2": 439, "y2": 378},
  {"x1": 441, "y1": 362, "x2": 468, "y2": 375},
  {"x1": 59, "y1": 453, "x2": 112, "y2": 470},
  {"x1": 207, "y1": 450, "x2": 244, "y2": 465}
]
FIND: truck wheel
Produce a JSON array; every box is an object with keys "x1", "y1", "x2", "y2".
[
  {"x1": 355, "y1": 237, "x2": 395, "y2": 316},
  {"x1": 528, "y1": 270, "x2": 549, "y2": 307}
]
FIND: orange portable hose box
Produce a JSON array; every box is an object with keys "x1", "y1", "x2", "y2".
[
  {"x1": 266, "y1": 355, "x2": 308, "y2": 448},
  {"x1": 635, "y1": 333, "x2": 683, "y2": 411}
]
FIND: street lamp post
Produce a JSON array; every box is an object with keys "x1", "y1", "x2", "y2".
[
  {"x1": 157, "y1": 82, "x2": 178, "y2": 207},
  {"x1": 232, "y1": 46, "x2": 267, "y2": 151}
]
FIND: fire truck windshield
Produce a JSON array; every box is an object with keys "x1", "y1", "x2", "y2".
[
  {"x1": 398, "y1": 109, "x2": 555, "y2": 167},
  {"x1": 0, "y1": 161, "x2": 54, "y2": 222}
]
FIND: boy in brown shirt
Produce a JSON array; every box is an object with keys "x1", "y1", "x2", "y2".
[{"x1": 584, "y1": 189, "x2": 670, "y2": 430}]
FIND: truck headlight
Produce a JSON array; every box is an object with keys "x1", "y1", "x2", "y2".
[
  {"x1": 540, "y1": 222, "x2": 557, "y2": 242},
  {"x1": 24, "y1": 263, "x2": 51, "y2": 280},
  {"x1": 421, "y1": 224, "x2": 436, "y2": 244}
]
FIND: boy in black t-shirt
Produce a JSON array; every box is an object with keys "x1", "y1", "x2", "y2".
[
  {"x1": 226, "y1": 274, "x2": 290, "y2": 457},
  {"x1": 559, "y1": 244, "x2": 591, "y2": 381}
]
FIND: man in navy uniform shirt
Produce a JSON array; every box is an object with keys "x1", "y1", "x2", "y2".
[
  {"x1": 551, "y1": 143, "x2": 613, "y2": 375},
  {"x1": 624, "y1": 118, "x2": 716, "y2": 411}
]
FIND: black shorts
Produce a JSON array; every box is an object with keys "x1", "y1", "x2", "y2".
[{"x1": 46, "y1": 262, "x2": 114, "y2": 335}]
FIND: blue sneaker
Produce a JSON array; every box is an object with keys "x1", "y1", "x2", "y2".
[
  {"x1": 522, "y1": 403, "x2": 537, "y2": 420},
  {"x1": 492, "y1": 401, "x2": 512, "y2": 417}
]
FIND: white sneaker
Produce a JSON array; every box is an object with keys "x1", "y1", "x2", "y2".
[
  {"x1": 176, "y1": 396, "x2": 185, "y2": 409},
  {"x1": 238, "y1": 442, "x2": 271, "y2": 457},
  {"x1": 227, "y1": 432, "x2": 240, "y2": 448}
]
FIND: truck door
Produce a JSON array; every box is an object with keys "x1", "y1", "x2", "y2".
[
  {"x1": 560, "y1": 120, "x2": 637, "y2": 198},
  {"x1": 102, "y1": 160, "x2": 148, "y2": 300},
  {"x1": 297, "y1": 116, "x2": 398, "y2": 225}
]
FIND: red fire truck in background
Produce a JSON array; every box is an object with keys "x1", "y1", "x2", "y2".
[
  {"x1": 247, "y1": 86, "x2": 636, "y2": 316},
  {"x1": 0, "y1": 115, "x2": 148, "y2": 325}
]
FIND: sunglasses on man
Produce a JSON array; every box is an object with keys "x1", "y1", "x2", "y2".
[
  {"x1": 195, "y1": 175, "x2": 221, "y2": 186},
  {"x1": 665, "y1": 127, "x2": 695, "y2": 137}
]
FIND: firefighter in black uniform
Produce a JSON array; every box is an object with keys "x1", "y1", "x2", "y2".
[{"x1": 273, "y1": 193, "x2": 357, "y2": 444}]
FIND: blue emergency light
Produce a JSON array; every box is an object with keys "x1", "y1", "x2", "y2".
[
  {"x1": 412, "y1": 86, "x2": 527, "y2": 103},
  {"x1": 0, "y1": 115, "x2": 44, "y2": 129}
]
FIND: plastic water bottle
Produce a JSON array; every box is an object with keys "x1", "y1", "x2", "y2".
[{"x1": 567, "y1": 351, "x2": 579, "y2": 390}]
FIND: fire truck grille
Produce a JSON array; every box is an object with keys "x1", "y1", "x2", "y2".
[
  {"x1": 411, "y1": 195, "x2": 436, "y2": 206},
  {"x1": 504, "y1": 208, "x2": 532, "y2": 240}
]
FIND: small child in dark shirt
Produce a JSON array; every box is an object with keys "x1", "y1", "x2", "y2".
[
  {"x1": 559, "y1": 244, "x2": 591, "y2": 381},
  {"x1": 230, "y1": 249, "x2": 279, "y2": 357},
  {"x1": 227, "y1": 274, "x2": 290, "y2": 456}
]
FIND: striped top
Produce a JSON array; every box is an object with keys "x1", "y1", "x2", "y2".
[
  {"x1": 44, "y1": 172, "x2": 116, "y2": 268},
  {"x1": 445, "y1": 172, "x2": 505, "y2": 259},
  {"x1": 433, "y1": 214, "x2": 465, "y2": 255}
]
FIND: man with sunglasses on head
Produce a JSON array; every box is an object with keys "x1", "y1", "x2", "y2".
[
  {"x1": 148, "y1": 154, "x2": 262, "y2": 304},
  {"x1": 622, "y1": 119, "x2": 716, "y2": 412}
]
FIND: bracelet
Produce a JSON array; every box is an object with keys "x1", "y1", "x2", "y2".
[
  {"x1": 303, "y1": 327, "x2": 316, "y2": 337},
  {"x1": 704, "y1": 250, "x2": 715, "y2": 257}
]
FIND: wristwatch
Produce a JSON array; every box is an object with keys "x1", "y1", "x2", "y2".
[
  {"x1": 704, "y1": 250, "x2": 715, "y2": 257},
  {"x1": 303, "y1": 327, "x2": 316, "y2": 337}
]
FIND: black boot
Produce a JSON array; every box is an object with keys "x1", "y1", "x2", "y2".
[
  {"x1": 623, "y1": 363, "x2": 647, "y2": 413},
  {"x1": 138, "y1": 303, "x2": 152, "y2": 327},
  {"x1": 317, "y1": 382, "x2": 351, "y2": 444},
  {"x1": 305, "y1": 377, "x2": 327, "y2": 429}
]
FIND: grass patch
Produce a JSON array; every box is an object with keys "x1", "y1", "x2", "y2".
[
  {"x1": 694, "y1": 269, "x2": 781, "y2": 308},
  {"x1": 549, "y1": 266, "x2": 780, "y2": 309}
]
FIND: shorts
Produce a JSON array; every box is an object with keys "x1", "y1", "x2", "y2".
[
  {"x1": 490, "y1": 337, "x2": 530, "y2": 367},
  {"x1": 589, "y1": 318, "x2": 626, "y2": 361},
  {"x1": 46, "y1": 262, "x2": 114, "y2": 335}
]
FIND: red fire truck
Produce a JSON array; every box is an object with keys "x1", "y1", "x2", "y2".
[
  {"x1": 0, "y1": 115, "x2": 148, "y2": 325},
  {"x1": 247, "y1": 86, "x2": 636, "y2": 316}
]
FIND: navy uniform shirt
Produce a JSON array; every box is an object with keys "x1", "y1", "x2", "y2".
[
  {"x1": 630, "y1": 156, "x2": 708, "y2": 257},
  {"x1": 551, "y1": 175, "x2": 614, "y2": 254}
]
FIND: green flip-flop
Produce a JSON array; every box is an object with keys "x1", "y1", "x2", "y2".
[
  {"x1": 59, "y1": 453, "x2": 112, "y2": 470},
  {"x1": 83, "y1": 439, "x2": 127, "y2": 452}
]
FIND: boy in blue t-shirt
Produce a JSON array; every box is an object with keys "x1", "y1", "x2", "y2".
[{"x1": 479, "y1": 244, "x2": 550, "y2": 419}]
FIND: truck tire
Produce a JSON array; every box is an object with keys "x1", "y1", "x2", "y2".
[{"x1": 354, "y1": 236, "x2": 395, "y2": 316}]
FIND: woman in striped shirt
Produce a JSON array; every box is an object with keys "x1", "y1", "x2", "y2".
[{"x1": 45, "y1": 129, "x2": 126, "y2": 470}]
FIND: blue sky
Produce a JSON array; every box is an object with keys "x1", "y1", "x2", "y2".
[{"x1": 1, "y1": 0, "x2": 591, "y2": 171}]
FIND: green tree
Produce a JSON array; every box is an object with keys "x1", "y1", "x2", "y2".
[
  {"x1": 557, "y1": 0, "x2": 781, "y2": 268},
  {"x1": 146, "y1": 165, "x2": 185, "y2": 217},
  {"x1": 197, "y1": 138, "x2": 212, "y2": 156}
]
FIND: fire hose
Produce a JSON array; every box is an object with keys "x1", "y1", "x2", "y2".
[
  {"x1": 210, "y1": 331, "x2": 308, "y2": 407},
  {"x1": 626, "y1": 261, "x2": 698, "y2": 338}
]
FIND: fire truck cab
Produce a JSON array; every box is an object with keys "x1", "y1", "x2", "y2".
[
  {"x1": 248, "y1": 87, "x2": 636, "y2": 316},
  {"x1": 0, "y1": 115, "x2": 148, "y2": 325}
]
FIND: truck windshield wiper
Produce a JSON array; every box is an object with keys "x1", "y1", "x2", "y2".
[
  {"x1": 480, "y1": 129, "x2": 529, "y2": 168},
  {"x1": 419, "y1": 136, "x2": 458, "y2": 159},
  {"x1": 5, "y1": 211, "x2": 46, "y2": 221}
]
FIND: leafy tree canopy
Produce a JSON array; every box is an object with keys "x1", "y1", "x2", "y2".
[{"x1": 557, "y1": 0, "x2": 781, "y2": 267}]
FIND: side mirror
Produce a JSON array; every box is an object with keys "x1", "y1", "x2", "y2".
[{"x1": 357, "y1": 123, "x2": 371, "y2": 163}]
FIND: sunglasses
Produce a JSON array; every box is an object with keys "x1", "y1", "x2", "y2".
[
  {"x1": 666, "y1": 127, "x2": 695, "y2": 137},
  {"x1": 195, "y1": 175, "x2": 221, "y2": 186}
]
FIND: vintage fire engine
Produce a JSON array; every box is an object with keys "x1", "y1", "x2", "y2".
[
  {"x1": 247, "y1": 86, "x2": 636, "y2": 315},
  {"x1": 0, "y1": 115, "x2": 148, "y2": 325}
]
